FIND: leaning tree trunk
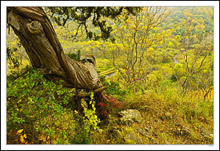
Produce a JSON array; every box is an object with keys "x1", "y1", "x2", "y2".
[{"x1": 7, "y1": 7, "x2": 108, "y2": 118}]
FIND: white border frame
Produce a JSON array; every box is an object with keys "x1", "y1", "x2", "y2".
[{"x1": 1, "y1": 1, "x2": 219, "y2": 150}]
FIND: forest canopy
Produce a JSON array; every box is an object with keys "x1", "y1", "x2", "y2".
[{"x1": 46, "y1": 7, "x2": 142, "y2": 41}]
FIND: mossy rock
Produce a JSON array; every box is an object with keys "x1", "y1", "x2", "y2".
[
  {"x1": 119, "y1": 109, "x2": 143, "y2": 124},
  {"x1": 124, "y1": 132, "x2": 142, "y2": 144}
]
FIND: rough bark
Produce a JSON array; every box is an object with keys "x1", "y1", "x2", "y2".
[
  {"x1": 7, "y1": 7, "x2": 102, "y2": 90},
  {"x1": 7, "y1": 7, "x2": 109, "y2": 119}
]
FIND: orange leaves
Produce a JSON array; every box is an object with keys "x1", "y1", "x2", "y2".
[{"x1": 154, "y1": 34, "x2": 163, "y2": 42}]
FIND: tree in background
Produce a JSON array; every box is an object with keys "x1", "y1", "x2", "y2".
[
  {"x1": 105, "y1": 7, "x2": 169, "y2": 91},
  {"x1": 169, "y1": 7, "x2": 213, "y2": 100}
]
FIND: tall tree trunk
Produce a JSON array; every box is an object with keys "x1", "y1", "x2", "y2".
[
  {"x1": 7, "y1": 7, "x2": 102, "y2": 89},
  {"x1": 7, "y1": 7, "x2": 108, "y2": 118}
]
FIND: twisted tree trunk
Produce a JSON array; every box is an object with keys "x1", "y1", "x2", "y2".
[
  {"x1": 7, "y1": 7, "x2": 102, "y2": 89},
  {"x1": 7, "y1": 7, "x2": 108, "y2": 118}
]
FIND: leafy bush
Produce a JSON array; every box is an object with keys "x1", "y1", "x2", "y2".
[
  {"x1": 100, "y1": 75, "x2": 129, "y2": 97},
  {"x1": 7, "y1": 67, "x2": 74, "y2": 144},
  {"x1": 71, "y1": 92, "x2": 103, "y2": 144}
]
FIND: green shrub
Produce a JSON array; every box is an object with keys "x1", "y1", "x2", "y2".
[
  {"x1": 100, "y1": 75, "x2": 129, "y2": 98},
  {"x1": 7, "y1": 67, "x2": 74, "y2": 144}
]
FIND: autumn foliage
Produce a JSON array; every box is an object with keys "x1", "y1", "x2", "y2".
[{"x1": 6, "y1": 6, "x2": 213, "y2": 144}]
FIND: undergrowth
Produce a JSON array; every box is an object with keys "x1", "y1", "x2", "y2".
[
  {"x1": 7, "y1": 67, "x2": 103, "y2": 144},
  {"x1": 6, "y1": 66, "x2": 213, "y2": 144}
]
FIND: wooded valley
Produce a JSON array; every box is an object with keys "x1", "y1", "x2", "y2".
[{"x1": 6, "y1": 6, "x2": 214, "y2": 145}]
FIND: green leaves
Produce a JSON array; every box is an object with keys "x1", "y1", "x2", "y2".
[
  {"x1": 47, "y1": 7, "x2": 142, "y2": 40},
  {"x1": 8, "y1": 110, "x2": 25, "y2": 124},
  {"x1": 7, "y1": 67, "x2": 75, "y2": 144},
  {"x1": 67, "y1": 49, "x2": 81, "y2": 61}
]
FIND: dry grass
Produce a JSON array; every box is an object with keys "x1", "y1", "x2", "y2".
[{"x1": 108, "y1": 89, "x2": 214, "y2": 144}]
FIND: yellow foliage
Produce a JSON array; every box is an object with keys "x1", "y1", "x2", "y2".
[
  {"x1": 17, "y1": 129, "x2": 23, "y2": 134},
  {"x1": 20, "y1": 135, "x2": 25, "y2": 143}
]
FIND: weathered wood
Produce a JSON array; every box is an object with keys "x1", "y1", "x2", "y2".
[
  {"x1": 7, "y1": 7, "x2": 102, "y2": 89},
  {"x1": 8, "y1": 7, "x2": 109, "y2": 119},
  {"x1": 74, "y1": 86, "x2": 108, "y2": 97}
]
